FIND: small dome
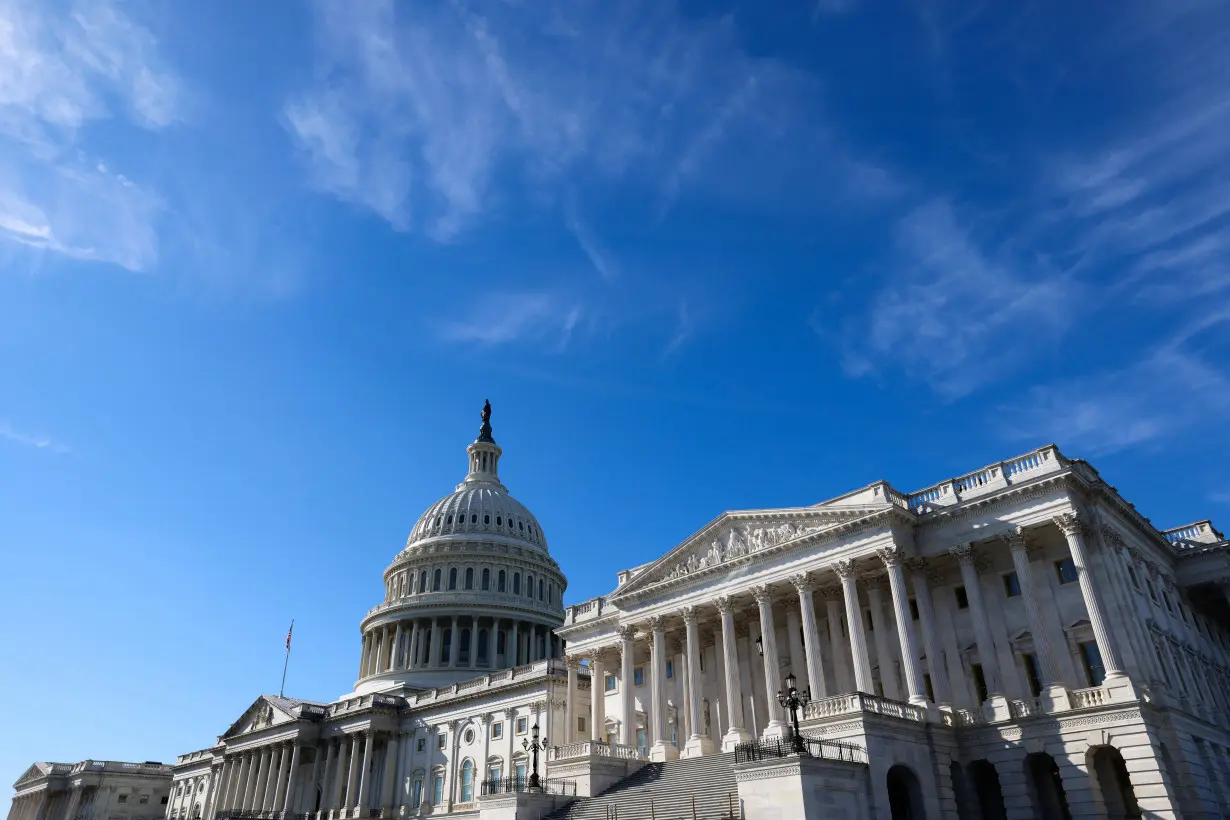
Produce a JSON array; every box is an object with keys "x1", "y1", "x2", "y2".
[{"x1": 406, "y1": 483, "x2": 549, "y2": 553}]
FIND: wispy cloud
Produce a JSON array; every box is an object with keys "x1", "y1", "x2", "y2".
[
  {"x1": 835, "y1": 199, "x2": 1072, "y2": 397},
  {"x1": 563, "y1": 198, "x2": 615, "y2": 280},
  {"x1": 435, "y1": 290, "x2": 585, "y2": 350},
  {"x1": 0, "y1": 420, "x2": 69, "y2": 453},
  {"x1": 0, "y1": 0, "x2": 179, "y2": 271}
]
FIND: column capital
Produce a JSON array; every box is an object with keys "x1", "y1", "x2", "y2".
[
  {"x1": 680, "y1": 605, "x2": 699, "y2": 626},
  {"x1": 789, "y1": 572, "x2": 814, "y2": 593},
  {"x1": 833, "y1": 559, "x2": 858, "y2": 580},
  {"x1": 564, "y1": 654, "x2": 581, "y2": 670},
  {"x1": 750, "y1": 584, "x2": 772, "y2": 604},
  {"x1": 904, "y1": 556, "x2": 928, "y2": 573},
  {"x1": 949, "y1": 542, "x2": 975, "y2": 564},
  {"x1": 617, "y1": 624, "x2": 636, "y2": 642},
  {"x1": 1053, "y1": 511, "x2": 1083, "y2": 536},
  {"x1": 816, "y1": 583, "x2": 842, "y2": 599},
  {"x1": 876, "y1": 545, "x2": 905, "y2": 568},
  {"x1": 1003, "y1": 526, "x2": 1028, "y2": 552},
  {"x1": 715, "y1": 594, "x2": 735, "y2": 614},
  {"x1": 648, "y1": 615, "x2": 666, "y2": 632}
]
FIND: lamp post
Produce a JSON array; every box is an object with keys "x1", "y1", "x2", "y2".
[
  {"x1": 522, "y1": 723, "x2": 547, "y2": 789},
  {"x1": 776, "y1": 672, "x2": 811, "y2": 755}
]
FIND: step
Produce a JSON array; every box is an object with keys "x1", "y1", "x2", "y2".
[{"x1": 543, "y1": 754, "x2": 738, "y2": 820}]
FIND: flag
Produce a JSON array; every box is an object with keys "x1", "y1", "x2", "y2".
[{"x1": 286, "y1": 620, "x2": 294, "y2": 650}]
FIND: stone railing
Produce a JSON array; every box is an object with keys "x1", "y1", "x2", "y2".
[
  {"x1": 548, "y1": 741, "x2": 645, "y2": 762},
  {"x1": 802, "y1": 692, "x2": 925, "y2": 723},
  {"x1": 174, "y1": 750, "x2": 213, "y2": 766},
  {"x1": 73, "y1": 761, "x2": 172, "y2": 775},
  {"x1": 1163, "y1": 520, "x2": 1224, "y2": 548},
  {"x1": 363, "y1": 590, "x2": 563, "y2": 622},
  {"x1": 906, "y1": 445, "x2": 1062, "y2": 513},
  {"x1": 565, "y1": 597, "x2": 615, "y2": 624},
  {"x1": 1069, "y1": 686, "x2": 1110, "y2": 709},
  {"x1": 949, "y1": 708, "x2": 985, "y2": 727},
  {"x1": 1009, "y1": 698, "x2": 1043, "y2": 719}
]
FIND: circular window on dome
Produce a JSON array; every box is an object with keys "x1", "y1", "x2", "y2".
[{"x1": 464, "y1": 728, "x2": 475, "y2": 744}]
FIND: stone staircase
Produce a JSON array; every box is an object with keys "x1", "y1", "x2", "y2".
[{"x1": 543, "y1": 753, "x2": 739, "y2": 820}]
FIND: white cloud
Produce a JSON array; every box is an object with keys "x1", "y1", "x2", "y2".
[
  {"x1": 563, "y1": 198, "x2": 614, "y2": 280},
  {"x1": 0, "y1": 0, "x2": 178, "y2": 270},
  {"x1": 435, "y1": 290, "x2": 585, "y2": 350},
  {"x1": 837, "y1": 199, "x2": 1073, "y2": 397},
  {"x1": 0, "y1": 420, "x2": 69, "y2": 453}
]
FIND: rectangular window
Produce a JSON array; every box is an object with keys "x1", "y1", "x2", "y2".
[
  {"x1": 604, "y1": 673, "x2": 617, "y2": 692},
  {"x1": 160, "y1": 797, "x2": 168, "y2": 806},
  {"x1": 971, "y1": 663, "x2": 988, "y2": 702},
  {"x1": 954, "y1": 586, "x2": 969, "y2": 609},
  {"x1": 432, "y1": 775, "x2": 444, "y2": 806},
  {"x1": 515, "y1": 762, "x2": 527, "y2": 782},
  {"x1": 1003, "y1": 572, "x2": 1021, "y2": 598},
  {"x1": 578, "y1": 716, "x2": 586, "y2": 733},
  {"x1": 139, "y1": 796, "x2": 149, "y2": 805},
  {"x1": 909, "y1": 599, "x2": 919, "y2": 620},
  {"x1": 1023, "y1": 653, "x2": 1042, "y2": 697},
  {"x1": 118, "y1": 797, "x2": 128, "y2": 805},
  {"x1": 411, "y1": 780, "x2": 423, "y2": 809},
  {"x1": 417, "y1": 738, "x2": 426, "y2": 752},
  {"x1": 636, "y1": 727, "x2": 647, "y2": 754},
  {"x1": 1055, "y1": 558, "x2": 1078, "y2": 585},
  {"x1": 491, "y1": 722, "x2": 503, "y2": 740},
  {"x1": 516, "y1": 716, "x2": 528, "y2": 734},
  {"x1": 634, "y1": 666, "x2": 645, "y2": 686},
  {"x1": 438, "y1": 733, "x2": 447, "y2": 749},
  {"x1": 665, "y1": 660, "x2": 674, "y2": 679},
  {"x1": 486, "y1": 766, "x2": 501, "y2": 786},
  {"x1": 1079, "y1": 641, "x2": 1106, "y2": 687}
]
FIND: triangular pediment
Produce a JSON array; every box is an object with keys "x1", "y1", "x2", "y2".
[
  {"x1": 14, "y1": 763, "x2": 52, "y2": 788},
  {"x1": 220, "y1": 696, "x2": 299, "y2": 740},
  {"x1": 611, "y1": 506, "x2": 883, "y2": 599}
]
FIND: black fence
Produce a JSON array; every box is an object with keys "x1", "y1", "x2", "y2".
[
  {"x1": 479, "y1": 776, "x2": 577, "y2": 796},
  {"x1": 733, "y1": 733, "x2": 866, "y2": 765},
  {"x1": 214, "y1": 811, "x2": 377, "y2": 820}
]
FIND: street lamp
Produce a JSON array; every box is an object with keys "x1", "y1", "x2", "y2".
[
  {"x1": 522, "y1": 723, "x2": 548, "y2": 789},
  {"x1": 776, "y1": 672, "x2": 811, "y2": 755}
]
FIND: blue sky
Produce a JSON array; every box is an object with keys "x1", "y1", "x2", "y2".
[{"x1": 3, "y1": 0, "x2": 1230, "y2": 791}]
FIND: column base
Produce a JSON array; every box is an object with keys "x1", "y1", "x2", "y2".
[
  {"x1": 759, "y1": 720, "x2": 788, "y2": 741},
  {"x1": 1103, "y1": 673, "x2": 1138, "y2": 702},
  {"x1": 649, "y1": 741, "x2": 679, "y2": 762},
  {"x1": 721, "y1": 727, "x2": 754, "y2": 752},
  {"x1": 1039, "y1": 684, "x2": 1070, "y2": 713},
  {"x1": 682, "y1": 735, "x2": 715, "y2": 758},
  {"x1": 982, "y1": 695, "x2": 1012, "y2": 722}
]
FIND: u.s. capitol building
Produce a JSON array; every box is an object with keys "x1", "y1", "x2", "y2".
[{"x1": 9, "y1": 404, "x2": 1230, "y2": 820}]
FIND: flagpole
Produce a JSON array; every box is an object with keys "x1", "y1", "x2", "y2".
[{"x1": 280, "y1": 619, "x2": 294, "y2": 698}]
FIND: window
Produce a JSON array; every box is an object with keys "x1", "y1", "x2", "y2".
[
  {"x1": 1055, "y1": 558, "x2": 1078, "y2": 585},
  {"x1": 538, "y1": 579, "x2": 544, "y2": 600},
  {"x1": 491, "y1": 722, "x2": 504, "y2": 740},
  {"x1": 515, "y1": 761, "x2": 527, "y2": 781},
  {"x1": 441, "y1": 630, "x2": 451, "y2": 664},
  {"x1": 464, "y1": 727, "x2": 476, "y2": 744},
  {"x1": 484, "y1": 514, "x2": 490, "y2": 525},
  {"x1": 482, "y1": 568, "x2": 490, "y2": 590},
  {"x1": 1146, "y1": 580, "x2": 1158, "y2": 602},
  {"x1": 634, "y1": 666, "x2": 645, "y2": 686},
  {"x1": 1127, "y1": 566, "x2": 1139, "y2": 589},
  {"x1": 548, "y1": 583, "x2": 554, "y2": 604},
  {"x1": 516, "y1": 716, "x2": 528, "y2": 734},
  {"x1": 1162, "y1": 591, "x2": 1173, "y2": 614},
  {"x1": 578, "y1": 716, "x2": 586, "y2": 733},
  {"x1": 460, "y1": 760, "x2": 474, "y2": 803},
  {"x1": 498, "y1": 570, "x2": 506, "y2": 592},
  {"x1": 665, "y1": 660, "x2": 674, "y2": 679},
  {"x1": 526, "y1": 573, "x2": 534, "y2": 597},
  {"x1": 465, "y1": 568, "x2": 474, "y2": 590},
  {"x1": 449, "y1": 567, "x2": 458, "y2": 590},
  {"x1": 1021, "y1": 652, "x2": 1042, "y2": 697},
  {"x1": 487, "y1": 765, "x2": 502, "y2": 786},
  {"x1": 160, "y1": 797, "x2": 168, "y2": 806},
  {"x1": 971, "y1": 663, "x2": 988, "y2": 702},
  {"x1": 605, "y1": 673, "x2": 617, "y2": 692},
  {"x1": 431, "y1": 774, "x2": 444, "y2": 806},
  {"x1": 119, "y1": 797, "x2": 128, "y2": 805},
  {"x1": 636, "y1": 728, "x2": 647, "y2": 754},
  {"x1": 1003, "y1": 572, "x2": 1021, "y2": 598},
  {"x1": 417, "y1": 738, "x2": 426, "y2": 752},
  {"x1": 139, "y1": 796, "x2": 149, "y2": 805},
  {"x1": 954, "y1": 586, "x2": 969, "y2": 609},
  {"x1": 411, "y1": 780, "x2": 423, "y2": 809},
  {"x1": 438, "y1": 733, "x2": 447, "y2": 749},
  {"x1": 909, "y1": 599, "x2": 919, "y2": 620},
  {"x1": 513, "y1": 573, "x2": 521, "y2": 595},
  {"x1": 433, "y1": 569, "x2": 442, "y2": 591},
  {"x1": 1079, "y1": 641, "x2": 1106, "y2": 686}
]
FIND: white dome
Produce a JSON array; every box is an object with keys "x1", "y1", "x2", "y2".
[{"x1": 406, "y1": 482, "x2": 549, "y2": 553}]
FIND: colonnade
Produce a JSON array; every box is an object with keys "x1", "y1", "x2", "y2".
[
  {"x1": 560, "y1": 515, "x2": 1130, "y2": 757},
  {"x1": 211, "y1": 740, "x2": 305, "y2": 817},
  {"x1": 358, "y1": 616, "x2": 561, "y2": 679}
]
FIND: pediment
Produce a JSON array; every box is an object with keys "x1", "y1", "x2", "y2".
[
  {"x1": 220, "y1": 696, "x2": 298, "y2": 740},
  {"x1": 15, "y1": 763, "x2": 51, "y2": 787},
  {"x1": 611, "y1": 507, "x2": 882, "y2": 599}
]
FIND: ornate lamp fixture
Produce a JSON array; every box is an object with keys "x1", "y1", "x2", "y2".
[
  {"x1": 522, "y1": 723, "x2": 548, "y2": 789},
  {"x1": 776, "y1": 671, "x2": 811, "y2": 755}
]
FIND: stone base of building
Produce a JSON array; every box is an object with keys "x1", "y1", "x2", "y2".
[
  {"x1": 734, "y1": 754, "x2": 871, "y2": 820},
  {"x1": 477, "y1": 790, "x2": 573, "y2": 820},
  {"x1": 682, "y1": 735, "x2": 715, "y2": 758},
  {"x1": 721, "y1": 726, "x2": 754, "y2": 752},
  {"x1": 648, "y1": 741, "x2": 679, "y2": 762},
  {"x1": 548, "y1": 749, "x2": 647, "y2": 797}
]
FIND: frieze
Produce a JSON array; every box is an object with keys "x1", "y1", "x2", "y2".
[
  {"x1": 960, "y1": 708, "x2": 1143, "y2": 745},
  {"x1": 735, "y1": 762, "x2": 803, "y2": 782}
]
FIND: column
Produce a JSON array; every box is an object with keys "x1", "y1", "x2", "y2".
[
  {"x1": 62, "y1": 787, "x2": 82, "y2": 820},
  {"x1": 950, "y1": 543, "x2": 1006, "y2": 709},
  {"x1": 408, "y1": 622, "x2": 421, "y2": 669},
  {"x1": 379, "y1": 734, "x2": 399, "y2": 811},
  {"x1": 354, "y1": 732, "x2": 374, "y2": 810},
  {"x1": 907, "y1": 558, "x2": 953, "y2": 706},
  {"x1": 227, "y1": 754, "x2": 248, "y2": 810},
  {"x1": 825, "y1": 596, "x2": 850, "y2": 693},
  {"x1": 619, "y1": 626, "x2": 636, "y2": 746},
  {"x1": 470, "y1": 618, "x2": 480, "y2": 669},
  {"x1": 589, "y1": 650, "x2": 606, "y2": 742},
  {"x1": 280, "y1": 744, "x2": 302, "y2": 813},
  {"x1": 510, "y1": 621, "x2": 520, "y2": 667},
  {"x1": 427, "y1": 618, "x2": 442, "y2": 668},
  {"x1": 395, "y1": 731, "x2": 411, "y2": 809},
  {"x1": 878, "y1": 546, "x2": 928, "y2": 707},
  {"x1": 263, "y1": 746, "x2": 283, "y2": 810},
  {"x1": 1053, "y1": 513, "x2": 1128, "y2": 685},
  {"x1": 836, "y1": 560, "x2": 874, "y2": 693},
  {"x1": 790, "y1": 574, "x2": 827, "y2": 699},
  {"x1": 343, "y1": 735, "x2": 360, "y2": 811},
  {"x1": 681, "y1": 606, "x2": 714, "y2": 757},
  {"x1": 751, "y1": 585, "x2": 787, "y2": 738},
  {"x1": 785, "y1": 606, "x2": 806, "y2": 689},
  {"x1": 715, "y1": 596, "x2": 751, "y2": 750},
  {"x1": 245, "y1": 749, "x2": 266, "y2": 810},
  {"x1": 867, "y1": 584, "x2": 900, "y2": 700},
  {"x1": 358, "y1": 634, "x2": 369, "y2": 679},
  {"x1": 270, "y1": 744, "x2": 290, "y2": 810},
  {"x1": 647, "y1": 617, "x2": 679, "y2": 760},
  {"x1": 1004, "y1": 528, "x2": 1068, "y2": 708},
  {"x1": 321, "y1": 739, "x2": 338, "y2": 812},
  {"x1": 391, "y1": 622, "x2": 403, "y2": 671},
  {"x1": 564, "y1": 655, "x2": 578, "y2": 744}
]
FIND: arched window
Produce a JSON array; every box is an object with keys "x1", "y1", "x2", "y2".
[
  {"x1": 478, "y1": 629, "x2": 489, "y2": 664},
  {"x1": 486, "y1": 757, "x2": 503, "y2": 787},
  {"x1": 465, "y1": 567, "x2": 474, "y2": 589},
  {"x1": 433, "y1": 569, "x2": 442, "y2": 591},
  {"x1": 431, "y1": 770, "x2": 445, "y2": 806},
  {"x1": 526, "y1": 573, "x2": 534, "y2": 597},
  {"x1": 419, "y1": 571, "x2": 427, "y2": 593},
  {"x1": 460, "y1": 759, "x2": 475, "y2": 802},
  {"x1": 484, "y1": 514, "x2": 490, "y2": 525},
  {"x1": 498, "y1": 570, "x2": 506, "y2": 592},
  {"x1": 513, "y1": 573, "x2": 521, "y2": 595},
  {"x1": 441, "y1": 629, "x2": 452, "y2": 665},
  {"x1": 471, "y1": 513, "x2": 477, "y2": 524},
  {"x1": 482, "y1": 568, "x2": 490, "y2": 590},
  {"x1": 548, "y1": 583, "x2": 554, "y2": 604},
  {"x1": 448, "y1": 568, "x2": 458, "y2": 590},
  {"x1": 538, "y1": 579, "x2": 544, "y2": 600}
]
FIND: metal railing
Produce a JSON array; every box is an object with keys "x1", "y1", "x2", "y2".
[
  {"x1": 733, "y1": 733, "x2": 866, "y2": 765},
  {"x1": 479, "y1": 776, "x2": 577, "y2": 796}
]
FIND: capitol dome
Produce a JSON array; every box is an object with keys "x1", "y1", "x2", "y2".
[{"x1": 353, "y1": 401, "x2": 567, "y2": 693}]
